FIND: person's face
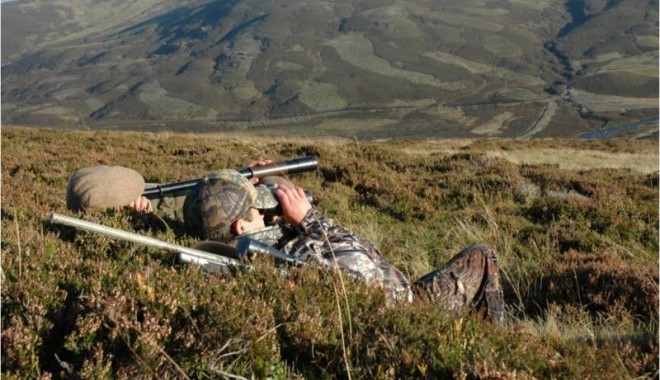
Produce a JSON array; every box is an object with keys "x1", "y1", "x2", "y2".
[{"x1": 240, "y1": 208, "x2": 265, "y2": 233}]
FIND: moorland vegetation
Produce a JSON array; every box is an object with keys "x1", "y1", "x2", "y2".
[{"x1": 1, "y1": 126, "x2": 658, "y2": 378}]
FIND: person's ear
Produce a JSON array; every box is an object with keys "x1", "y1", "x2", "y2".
[
  {"x1": 232, "y1": 218, "x2": 248, "y2": 236},
  {"x1": 231, "y1": 219, "x2": 242, "y2": 236}
]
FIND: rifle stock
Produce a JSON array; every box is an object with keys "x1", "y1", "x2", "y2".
[{"x1": 142, "y1": 155, "x2": 318, "y2": 198}]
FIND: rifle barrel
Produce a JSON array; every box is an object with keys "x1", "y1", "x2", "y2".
[
  {"x1": 48, "y1": 213, "x2": 239, "y2": 269},
  {"x1": 142, "y1": 155, "x2": 318, "y2": 198}
]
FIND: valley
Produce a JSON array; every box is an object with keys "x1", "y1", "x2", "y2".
[{"x1": 1, "y1": 0, "x2": 657, "y2": 138}]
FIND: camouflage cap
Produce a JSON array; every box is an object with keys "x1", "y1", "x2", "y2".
[
  {"x1": 183, "y1": 169, "x2": 278, "y2": 241},
  {"x1": 66, "y1": 166, "x2": 145, "y2": 212}
]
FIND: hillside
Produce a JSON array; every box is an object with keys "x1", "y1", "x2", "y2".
[
  {"x1": 1, "y1": 126, "x2": 658, "y2": 378},
  {"x1": 1, "y1": 0, "x2": 658, "y2": 138}
]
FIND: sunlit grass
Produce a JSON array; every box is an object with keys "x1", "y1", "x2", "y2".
[{"x1": 2, "y1": 126, "x2": 657, "y2": 379}]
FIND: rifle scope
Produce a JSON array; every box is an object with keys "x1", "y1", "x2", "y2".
[{"x1": 142, "y1": 156, "x2": 318, "y2": 197}]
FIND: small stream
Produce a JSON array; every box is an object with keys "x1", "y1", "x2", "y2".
[
  {"x1": 558, "y1": 0, "x2": 623, "y2": 38},
  {"x1": 558, "y1": 0, "x2": 589, "y2": 38},
  {"x1": 578, "y1": 118, "x2": 659, "y2": 139}
]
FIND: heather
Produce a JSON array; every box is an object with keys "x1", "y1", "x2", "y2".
[{"x1": 2, "y1": 127, "x2": 658, "y2": 379}]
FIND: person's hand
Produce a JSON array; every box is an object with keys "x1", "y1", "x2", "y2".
[
  {"x1": 246, "y1": 159, "x2": 274, "y2": 168},
  {"x1": 274, "y1": 184, "x2": 311, "y2": 227},
  {"x1": 127, "y1": 196, "x2": 153, "y2": 213},
  {"x1": 244, "y1": 159, "x2": 274, "y2": 184}
]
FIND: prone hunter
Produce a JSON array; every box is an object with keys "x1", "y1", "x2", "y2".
[{"x1": 63, "y1": 157, "x2": 505, "y2": 325}]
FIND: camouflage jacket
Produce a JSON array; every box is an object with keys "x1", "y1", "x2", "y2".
[
  {"x1": 269, "y1": 208, "x2": 505, "y2": 325},
  {"x1": 277, "y1": 208, "x2": 413, "y2": 303}
]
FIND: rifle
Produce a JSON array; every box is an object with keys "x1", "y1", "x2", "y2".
[
  {"x1": 48, "y1": 213, "x2": 241, "y2": 273},
  {"x1": 235, "y1": 237, "x2": 307, "y2": 267},
  {"x1": 142, "y1": 156, "x2": 318, "y2": 198},
  {"x1": 48, "y1": 213, "x2": 308, "y2": 272}
]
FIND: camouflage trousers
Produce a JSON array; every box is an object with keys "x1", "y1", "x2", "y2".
[{"x1": 412, "y1": 245, "x2": 505, "y2": 326}]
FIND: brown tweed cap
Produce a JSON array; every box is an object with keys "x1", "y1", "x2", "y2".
[
  {"x1": 183, "y1": 169, "x2": 278, "y2": 241},
  {"x1": 66, "y1": 166, "x2": 145, "y2": 212}
]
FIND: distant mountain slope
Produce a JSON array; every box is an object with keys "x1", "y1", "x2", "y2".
[{"x1": 1, "y1": 0, "x2": 657, "y2": 138}]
